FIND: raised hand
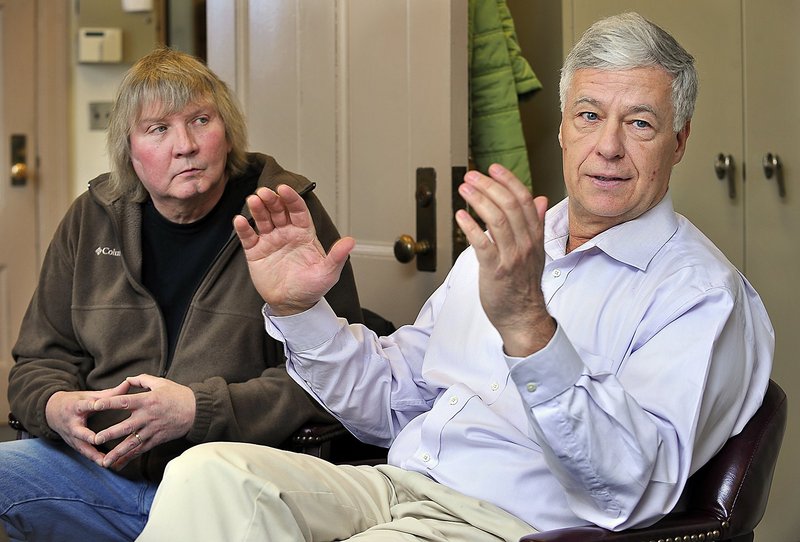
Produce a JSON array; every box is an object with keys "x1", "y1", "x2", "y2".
[
  {"x1": 233, "y1": 185, "x2": 355, "y2": 315},
  {"x1": 92, "y1": 374, "x2": 196, "y2": 470},
  {"x1": 454, "y1": 164, "x2": 556, "y2": 357},
  {"x1": 44, "y1": 380, "x2": 132, "y2": 465}
]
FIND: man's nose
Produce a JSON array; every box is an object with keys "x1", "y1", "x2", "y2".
[{"x1": 595, "y1": 122, "x2": 625, "y2": 160}]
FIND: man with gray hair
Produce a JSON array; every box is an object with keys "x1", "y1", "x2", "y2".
[{"x1": 138, "y1": 12, "x2": 773, "y2": 540}]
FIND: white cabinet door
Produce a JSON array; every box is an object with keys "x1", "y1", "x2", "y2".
[
  {"x1": 743, "y1": 2, "x2": 800, "y2": 539},
  {"x1": 208, "y1": 0, "x2": 468, "y2": 326}
]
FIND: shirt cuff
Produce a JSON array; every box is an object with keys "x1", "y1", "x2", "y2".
[
  {"x1": 507, "y1": 323, "x2": 585, "y2": 406},
  {"x1": 262, "y1": 298, "x2": 344, "y2": 352}
]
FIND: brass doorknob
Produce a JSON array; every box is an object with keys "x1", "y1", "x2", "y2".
[
  {"x1": 11, "y1": 162, "x2": 27, "y2": 183},
  {"x1": 394, "y1": 234, "x2": 432, "y2": 263}
]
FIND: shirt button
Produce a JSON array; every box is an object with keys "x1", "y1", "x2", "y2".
[
  {"x1": 552, "y1": 269, "x2": 562, "y2": 278},
  {"x1": 490, "y1": 382, "x2": 499, "y2": 391},
  {"x1": 448, "y1": 396, "x2": 458, "y2": 405},
  {"x1": 421, "y1": 453, "x2": 431, "y2": 462},
  {"x1": 526, "y1": 382, "x2": 538, "y2": 393}
]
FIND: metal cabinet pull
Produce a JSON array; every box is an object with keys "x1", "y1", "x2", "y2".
[
  {"x1": 762, "y1": 153, "x2": 786, "y2": 198},
  {"x1": 714, "y1": 153, "x2": 735, "y2": 199}
]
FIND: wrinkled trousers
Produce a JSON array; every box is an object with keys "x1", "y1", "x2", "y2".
[{"x1": 137, "y1": 442, "x2": 535, "y2": 542}]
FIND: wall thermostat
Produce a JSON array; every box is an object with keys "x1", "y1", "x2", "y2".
[{"x1": 78, "y1": 27, "x2": 123, "y2": 63}]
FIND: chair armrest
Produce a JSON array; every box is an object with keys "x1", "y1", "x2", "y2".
[
  {"x1": 290, "y1": 422, "x2": 388, "y2": 465},
  {"x1": 8, "y1": 412, "x2": 26, "y2": 432},
  {"x1": 292, "y1": 423, "x2": 350, "y2": 446},
  {"x1": 7, "y1": 412, "x2": 33, "y2": 440},
  {"x1": 289, "y1": 422, "x2": 349, "y2": 459},
  {"x1": 520, "y1": 512, "x2": 725, "y2": 542}
]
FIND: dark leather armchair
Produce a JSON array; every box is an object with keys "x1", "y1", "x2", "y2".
[{"x1": 520, "y1": 379, "x2": 787, "y2": 542}]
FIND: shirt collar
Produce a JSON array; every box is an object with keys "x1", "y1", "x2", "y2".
[{"x1": 544, "y1": 192, "x2": 679, "y2": 271}]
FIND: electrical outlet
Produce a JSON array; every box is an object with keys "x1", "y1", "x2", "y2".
[{"x1": 89, "y1": 101, "x2": 114, "y2": 130}]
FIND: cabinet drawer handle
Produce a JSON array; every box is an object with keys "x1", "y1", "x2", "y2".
[
  {"x1": 714, "y1": 153, "x2": 735, "y2": 199},
  {"x1": 762, "y1": 153, "x2": 786, "y2": 198}
]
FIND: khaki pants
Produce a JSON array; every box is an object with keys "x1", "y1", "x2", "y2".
[{"x1": 137, "y1": 442, "x2": 536, "y2": 542}]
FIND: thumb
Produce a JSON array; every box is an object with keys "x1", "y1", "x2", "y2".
[
  {"x1": 325, "y1": 236, "x2": 356, "y2": 272},
  {"x1": 534, "y1": 196, "x2": 548, "y2": 223}
]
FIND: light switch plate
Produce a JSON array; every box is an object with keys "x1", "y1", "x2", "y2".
[{"x1": 89, "y1": 102, "x2": 114, "y2": 130}]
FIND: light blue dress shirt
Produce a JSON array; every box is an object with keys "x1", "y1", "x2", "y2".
[{"x1": 265, "y1": 193, "x2": 773, "y2": 531}]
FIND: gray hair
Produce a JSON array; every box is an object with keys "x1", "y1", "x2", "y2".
[
  {"x1": 106, "y1": 48, "x2": 249, "y2": 201},
  {"x1": 559, "y1": 12, "x2": 697, "y2": 132}
]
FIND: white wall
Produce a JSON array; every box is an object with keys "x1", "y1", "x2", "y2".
[
  {"x1": 68, "y1": 0, "x2": 160, "y2": 198},
  {"x1": 71, "y1": 63, "x2": 128, "y2": 196}
]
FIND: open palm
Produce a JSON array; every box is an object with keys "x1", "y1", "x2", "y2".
[{"x1": 234, "y1": 185, "x2": 355, "y2": 315}]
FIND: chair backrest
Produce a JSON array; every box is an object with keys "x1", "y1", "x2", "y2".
[{"x1": 685, "y1": 378, "x2": 787, "y2": 538}]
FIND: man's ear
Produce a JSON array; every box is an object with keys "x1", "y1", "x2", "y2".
[
  {"x1": 558, "y1": 123, "x2": 563, "y2": 148},
  {"x1": 673, "y1": 120, "x2": 691, "y2": 165}
]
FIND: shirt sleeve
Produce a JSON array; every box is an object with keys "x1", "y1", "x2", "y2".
[
  {"x1": 507, "y1": 286, "x2": 766, "y2": 530},
  {"x1": 263, "y1": 284, "x2": 447, "y2": 447}
]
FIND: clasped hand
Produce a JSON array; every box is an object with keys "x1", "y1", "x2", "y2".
[{"x1": 45, "y1": 374, "x2": 195, "y2": 470}]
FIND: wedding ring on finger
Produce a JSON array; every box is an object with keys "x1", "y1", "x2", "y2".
[{"x1": 132, "y1": 432, "x2": 143, "y2": 446}]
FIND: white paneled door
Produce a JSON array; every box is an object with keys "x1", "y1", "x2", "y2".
[
  {"x1": 208, "y1": 0, "x2": 468, "y2": 327},
  {"x1": 0, "y1": 0, "x2": 37, "y2": 419}
]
